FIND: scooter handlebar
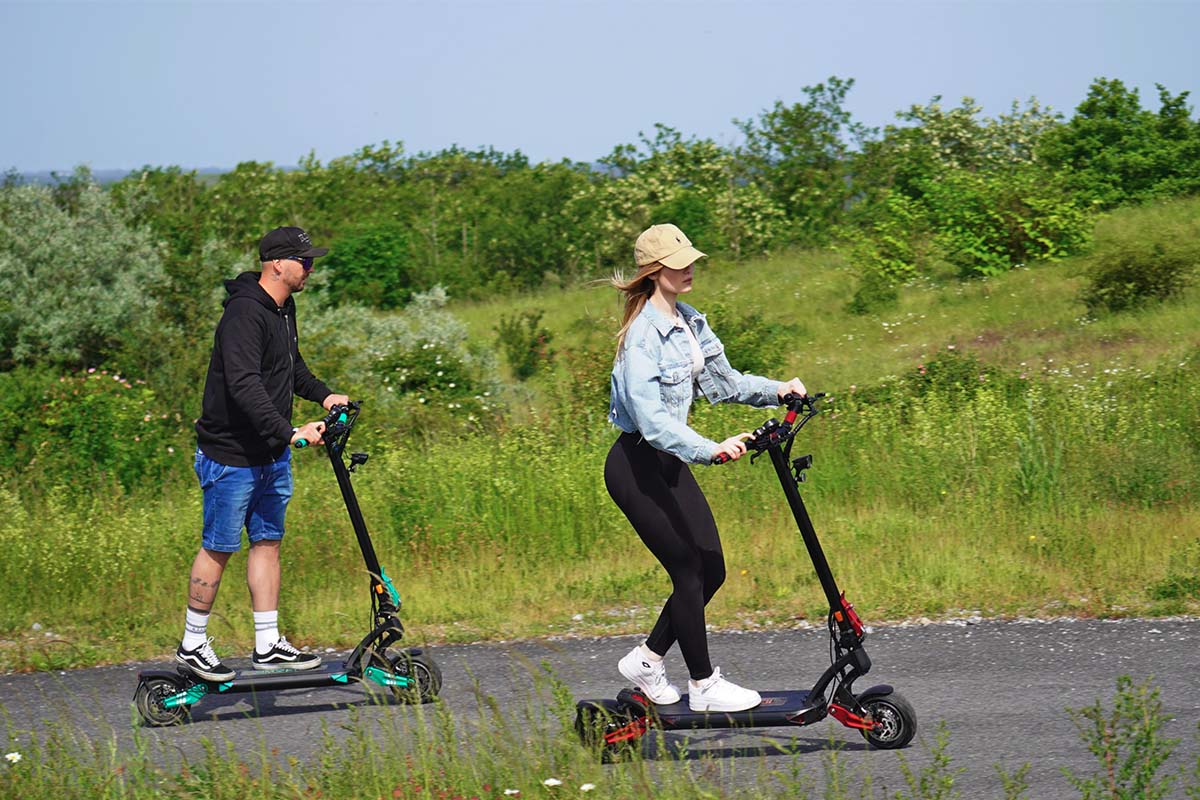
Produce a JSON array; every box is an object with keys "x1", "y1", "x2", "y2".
[
  {"x1": 712, "y1": 392, "x2": 826, "y2": 464},
  {"x1": 292, "y1": 401, "x2": 361, "y2": 448}
]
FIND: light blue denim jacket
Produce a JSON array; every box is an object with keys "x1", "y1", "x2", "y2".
[{"x1": 609, "y1": 301, "x2": 782, "y2": 465}]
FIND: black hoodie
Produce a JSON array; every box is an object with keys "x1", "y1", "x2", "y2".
[{"x1": 195, "y1": 272, "x2": 331, "y2": 466}]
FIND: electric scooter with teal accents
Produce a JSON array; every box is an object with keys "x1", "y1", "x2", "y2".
[{"x1": 133, "y1": 401, "x2": 441, "y2": 726}]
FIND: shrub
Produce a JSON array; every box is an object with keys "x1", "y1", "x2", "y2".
[
  {"x1": 1082, "y1": 198, "x2": 1200, "y2": 313},
  {"x1": 495, "y1": 309, "x2": 554, "y2": 381},
  {"x1": 1065, "y1": 676, "x2": 1180, "y2": 800},
  {"x1": 705, "y1": 301, "x2": 803, "y2": 377},
  {"x1": 844, "y1": 192, "x2": 930, "y2": 315},
  {"x1": 553, "y1": 340, "x2": 614, "y2": 422},
  {"x1": 922, "y1": 167, "x2": 1091, "y2": 278},
  {"x1": 299, "y1": 287, "x2": 501, "y2": 439},
  {"x1": 318, "y1": 221, "x2": 414, "y2": 309},
  {"x1": 2, "y1": 368, "x2": 190, "y2": 490},
  {"x1": 0, "y1": 175, "x2": 166, "y2": 369},
  {"x1": 846, "y1": 268, "x2": 901, "y2": 316}
]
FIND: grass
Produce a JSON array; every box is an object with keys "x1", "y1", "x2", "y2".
[{"x1": 1, "y1": 201, "x2": 1198, "y2": 672}]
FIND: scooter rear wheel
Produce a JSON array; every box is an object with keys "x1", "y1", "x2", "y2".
[
  {"x1": 134, "y1": 676, "x2": 189, "y2": 727},
  {"x1": 575, "y1": 699, "x2": 638, "y2": 763},
  {"x1": 859, "y1": 691, "x2": 917, "y2": 749}
]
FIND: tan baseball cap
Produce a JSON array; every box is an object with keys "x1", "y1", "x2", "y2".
[{"x1": 634, "y1": 223, "x2": 707, "y2": 270}]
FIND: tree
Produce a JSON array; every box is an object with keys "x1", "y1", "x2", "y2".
[
  {"x1": 1038, "y1": 78, "x2": 1200, "y2": 207},
  {"x1": 735, "y1": 76, "x2": 874, "y2": 244}
]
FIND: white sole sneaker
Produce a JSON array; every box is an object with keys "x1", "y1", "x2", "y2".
[
  {"x1": 687, "y1": 667, "x2": 761, "y2": 713},
  {"x1": 617, "y1": 646, "x2": 681, "y2": 705}
]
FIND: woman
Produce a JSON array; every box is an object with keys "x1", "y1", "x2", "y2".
[{"x1": 606, "y1": 223, "x2": 807, "y2": 713}]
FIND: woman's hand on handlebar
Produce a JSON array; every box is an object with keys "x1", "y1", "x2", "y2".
[
  {"x1": 713, "y1": 433, "x2": 752, "y2": 464},
  {"x1": 777, "y1": 378, "x2": 807, "y2": 400},
  {"x1": 291, "y1": 420, "x2": 327, "y2": 448}
]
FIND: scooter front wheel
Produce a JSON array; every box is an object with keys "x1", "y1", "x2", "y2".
[
  {"x1": 134, "y1": 676, "x2": 189, "y2": 727},
  {"x1": 387, "y1": 649, "x2": 443, "y2": 704},
  {"x1": 858, "y1": 691, "x2": 917, "y2": 749}
]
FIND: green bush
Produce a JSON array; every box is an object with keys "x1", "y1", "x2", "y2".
[
  {"x1": 846, "y1": 268, "x2": 901, "y2": 316},
  {"x1": 299, "y1": 287, "x2": 501, "y2": 439},
  {"x1": 552, "y1": 339, "x2": 614, "y2": 422},
  {"x1": 319, "y1": 221, "x2": 414, "y2": 309},
  {"x1": 1039, "y1": 78, "x2": 1200, "y2": 208},
  {"x1": 1082, "y1": 198, "x2": 1200, "y2": 313},
  {"x1": 2, "y1": 368, "x2": 190, "y2": 491},
  {"x1": 0, "y1": 175, "x2": 166, "y2": 369},
  {"x1": 843, "y1": 191, "x2": 929, "y2": 315},
  {"x1": 495, "y1": 309, "x2": 554, "y2": 381},
  {"x1": 922, "y1": 167, "x2": 1091, "y2": 278},
  {"x1": 705, "y1": 301, "x2": 803, "y2": 377},
  {"x1": 847, "y1": 192, "x2": 930, "y2": 284}
]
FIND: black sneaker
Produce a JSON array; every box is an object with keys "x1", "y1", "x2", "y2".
[
  {"x1": 175, "y1": 637, "x2": 236, "y2": 681},
  {"x1": 252, "y1": 636, "x2": 322, "y2": 671}
]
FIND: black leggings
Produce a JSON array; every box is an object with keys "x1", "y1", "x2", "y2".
[{"x1": 604, "y1": 432, "x2": 725, "y2": 680}]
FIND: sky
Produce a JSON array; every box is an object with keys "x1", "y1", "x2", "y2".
[{"x1": 2, "y1": 0, "x2": 1198, "y2": 175}]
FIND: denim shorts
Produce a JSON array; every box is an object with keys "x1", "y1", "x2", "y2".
[{"x1": 195, "y1": 448, "x2": 293, "y2": 552}]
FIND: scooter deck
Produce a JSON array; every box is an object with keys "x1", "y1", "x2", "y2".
[
  {"x1": 138, "y1": 661, "x2": 358, "y2": 692},
  {"x1": 650, "y1": 689, "x2": 818, "y2": 730}
]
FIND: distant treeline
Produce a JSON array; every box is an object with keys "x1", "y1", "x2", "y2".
[{"x1": 1, "y1": 74, "x2": 1198, "y2": 384}]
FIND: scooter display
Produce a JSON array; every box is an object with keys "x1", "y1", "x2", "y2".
[
  {"x1": 575, "y1": 393, "x2": 916, "y2": 759},
  {"x1": 133, "y1": 401, "x2": 441, "y2": 726}
]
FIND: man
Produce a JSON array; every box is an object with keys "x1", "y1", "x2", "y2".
[{"x1": 176, "y1": 226, "x2": 349, "y2": 680}]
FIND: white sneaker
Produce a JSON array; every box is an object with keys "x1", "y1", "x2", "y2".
[
  {"x1": 687, "y1": 667, "x2": 761, "y2": 712},
  {"x1": 617, "y1": 646, "x2": 681, "y2": 705}
]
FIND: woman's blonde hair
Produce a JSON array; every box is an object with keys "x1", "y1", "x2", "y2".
[{"x1": 612, "y1": 261, "x2": 665, "y2": 357}]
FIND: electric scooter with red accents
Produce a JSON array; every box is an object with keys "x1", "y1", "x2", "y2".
[{"x1": 574, "y1": 393, "x2": 917, "y2": 759}]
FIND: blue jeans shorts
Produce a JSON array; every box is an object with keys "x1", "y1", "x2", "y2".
[{"x1": 195, "y1": 448, "x2": 293, "y2": 552}]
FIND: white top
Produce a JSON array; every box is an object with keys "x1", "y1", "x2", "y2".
[{"x1": 680, "y1": 317, "x2": 704, "y2": 378}]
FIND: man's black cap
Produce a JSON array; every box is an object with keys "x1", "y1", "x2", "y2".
[{"x1": 258, "y1": 226, "x2": 329, "y2": 261}]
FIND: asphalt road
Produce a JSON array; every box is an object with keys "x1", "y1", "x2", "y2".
[{"x1": 1, "y1": 617, "x2": 1197, "y2": 798}]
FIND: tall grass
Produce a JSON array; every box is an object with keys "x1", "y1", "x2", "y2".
[{"x1": 0, "y1": 349, "x2": 1195, "y2": 670}]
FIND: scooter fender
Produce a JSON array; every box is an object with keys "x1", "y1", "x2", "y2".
[
  {"x1": 615, "y1": 687, "x2": 650, "y2": 716},
  {"x1": 855, "y1": 684, "x2": 895, "y2": 702}
]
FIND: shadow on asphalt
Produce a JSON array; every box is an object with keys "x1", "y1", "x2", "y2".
[
  {"x1": 167, "y1": 686, "x2": 413, "y2": 726},
  {"x1": 642, "y1": 727, "x2": 870, "y2": 761}
]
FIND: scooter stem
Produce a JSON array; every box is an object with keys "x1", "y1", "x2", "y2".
[{"x1": 766, "y1": 444, "x2": 844, "y2": 616}]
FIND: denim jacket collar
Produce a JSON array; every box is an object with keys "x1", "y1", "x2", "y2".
[{"x1": 640, "y1": 299, "x2": 702, "y2": 338}]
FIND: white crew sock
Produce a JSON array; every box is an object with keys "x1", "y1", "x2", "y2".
[
  {"x1": 182, "y1": 608, "x2": 209, "y2": 650},
  {"x1": 639, "y1": 643, "x2": 664, "y2": 663},
  {"x1": 254, "y1": 610, "x2": 280, "y2": 653}
]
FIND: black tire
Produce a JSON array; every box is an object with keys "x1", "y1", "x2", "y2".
[
  {"x1": 575, "y1": 700, "x2": 637, "y2": 763},
  {"x1": 133, "y1": 677, "x2": 189, "y2": 727},
  {"x1": 387, "y1": 650, "x2": 443, "y2": 703},
  {"x1": 859, "y1": 691, "x2": 917, "y2": 749}
]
